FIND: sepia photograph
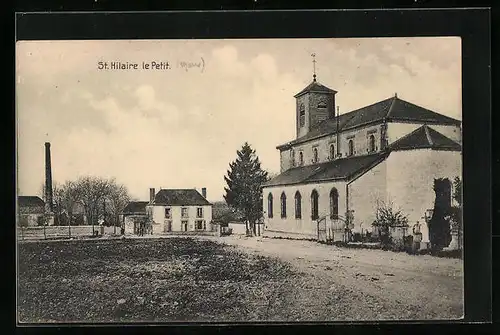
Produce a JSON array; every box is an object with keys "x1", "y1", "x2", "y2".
[{"x1": 16, "y1": 37, "x2": 463, "y2": 323}]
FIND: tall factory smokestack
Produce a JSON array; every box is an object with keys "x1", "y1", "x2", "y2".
[{"x1": 44, "y1": 142, "x2": 53, "y2": 213}]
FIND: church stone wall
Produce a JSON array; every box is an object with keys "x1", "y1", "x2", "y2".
[
  {"x1": 289, "y1": 123, "x2": 382, "y2": 169},
  {"x1": 386, "y1": 149, "x2": 462, "y2": 243},
  {"x1": 348, "y1": 160, "x2": 388, "y2": 234},
  {"x1": 263, "y1": 181, "x2": 347, "y2": 239}
]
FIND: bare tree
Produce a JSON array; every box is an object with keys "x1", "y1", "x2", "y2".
[
  {"x1": 76, "y1": 176, "x2": 112, "y2": 234},
  {"x1": 60, "y1": 180, "x2": 83, "y2": 236},
  {"x1": 106, "y1": 179, "x2": 130, "y2": 234}
]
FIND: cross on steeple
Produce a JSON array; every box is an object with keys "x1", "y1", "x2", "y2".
[{"x1": 311, "y1": 53, "x2": 317, "y2": 82}]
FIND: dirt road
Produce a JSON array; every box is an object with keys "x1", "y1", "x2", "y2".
[{"x1": 201, "y1": 235, "x2": 464, "y2": 321}]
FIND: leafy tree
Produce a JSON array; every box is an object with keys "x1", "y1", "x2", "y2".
[
  {"x1": 224, "y1": 142, "x2": 269, "y2": 236},
  {"x1": 428, "y1": 178, "x2": 453, "y2": 251}
]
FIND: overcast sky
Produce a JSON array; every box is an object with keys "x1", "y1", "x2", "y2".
[{"x1": 16, "y1": 37, "x2": 461, "y2": 202}]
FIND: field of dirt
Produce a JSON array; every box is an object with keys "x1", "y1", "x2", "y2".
[{"x1": 17, "y1": 236, "x2": 463, "y2": 323}]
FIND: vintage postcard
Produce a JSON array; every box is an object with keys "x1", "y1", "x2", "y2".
[{"x1": 16, "y1": 37, "x2": 463, "y2": 323}]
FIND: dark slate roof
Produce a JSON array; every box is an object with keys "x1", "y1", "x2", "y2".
[
  {"x1": 263, "y1": 152, "x2": 389, "y2": 187},
  {"x1": 277, "y1": 96, "x2": 461, "y2": 150},
  {"x1": 389, "y1": 125, "x2": 461, "y2": 151},
  {"x1": 294, "y1": 80, "x2": 337, "y2": 98},
  {"x1": 153, "y1": 189, "x2": 212, "y2": 206},
  {"x1": 18, "y1": 196, "x2": 44, "y2": 207},
  {"x1": 123, "y1": 201, "x2": 149, "y2": 214}
]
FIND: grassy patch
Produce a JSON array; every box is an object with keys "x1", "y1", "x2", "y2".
[{"x1": 17, "y1": 237, "x2": 303, "y2": 323}]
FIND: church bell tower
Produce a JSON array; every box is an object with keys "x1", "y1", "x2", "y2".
[{"x1": 294, "y1": 54, "x2": 337, "y2": 138}]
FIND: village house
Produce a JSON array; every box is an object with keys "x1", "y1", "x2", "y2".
[
  {"x1": 146, "y1": 188, "x2": 213, "y2": 234},
  {"x1": 262, "y1": 74, "x2": 462, "y2": 249},
  {"x1": 121, "y1": 201, "x2": 149, "y2": 234},
  {"x1": 18, "y1": 196, "x2": 46, "y2": 226}
]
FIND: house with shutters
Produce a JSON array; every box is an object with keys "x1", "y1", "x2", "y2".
[
  {"x1": 262, "y1": 75, "x2": 462, "y2": 248},
  {"x1": 146, "y1": 188, "x2": 213, "y2": 234}
]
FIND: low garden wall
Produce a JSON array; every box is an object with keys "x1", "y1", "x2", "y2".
[{"x1": 18, "y1": 225, "x2": 120, "y2": 240}]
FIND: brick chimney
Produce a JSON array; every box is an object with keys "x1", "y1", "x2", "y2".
[
  {"x1": 149, "y1": 188, "x2": 156, "y2": 204},
  {"x1": 201, "y1": 187, "x2": 207, "y2": 199},
  {"x1": 44, "y1": 142, "x2": 53, "y2": 213}
]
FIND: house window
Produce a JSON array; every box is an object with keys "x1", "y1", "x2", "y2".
[
  {"x1": 313, "y1": 147, "x2": 318, "y2": 163},
  {"x1": 329, "y1": 144, "x2": 335, "y2": 160},
  {"x1": 196, "y1": 207, "x2": 203, "y2": 218},
  {"x1": 181, "y1": 207, "x2": 188, "y2": 218},
  {"x1": 348, "y1": 140, "x2": 354, "y2": 156},
  {"x1": 164, "y1": 207, "x2": 171, "y2": 219},
  {"x1": 311, "y1": 190, "x2": 319, "y2": 220},
  {"x1": 181, "y1": 220, "x2": 188, "y2": 231},
  {"x1": 368, "y1": 135, "x2": 376, "y2": 153},
  {"x1": 299, "y1": 152, "x2": 304, "y2": 166},
  {"x1": 330, "y1": 188, "x2": 339, "y2": 219},
  {"x1": 164, "y1": 220, "x2": 172, "y2": 232},
  {"x1": 268, "y1": 193, "x2": 273, "y2": 218},
  {"x1": 280, "y1": 192, "x2": 287, "y2": 218},
  {"x1": 295, "y1": 191, "x2": 302, "y2": 219},
  {"x1": 195, "y1": 220, "x2": 204, "y2": 230},
  {"x1": 299, "y1": 104, "x2": 305, "y2": 127}
]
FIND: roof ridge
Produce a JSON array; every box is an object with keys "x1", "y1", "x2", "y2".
[
  {"x1": 386, "y1": 96, "x2": 397, "y2": 118},
  {"x1": 388, "y1": 124, "x2": 427, "y2": 149},
  {"x1": 423, "y1": 125, "x2": 434, "y2": 146}
]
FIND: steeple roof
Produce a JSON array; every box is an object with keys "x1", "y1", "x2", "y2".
[{"x1": 294, "y1": 80, "x2": 337, "y2": 98}]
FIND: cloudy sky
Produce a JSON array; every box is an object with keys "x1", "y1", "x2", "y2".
[{"x1": 16, "y1": 37, "x2": 461, "y2": 202}]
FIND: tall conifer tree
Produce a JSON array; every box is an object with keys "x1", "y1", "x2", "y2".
[{"x1": 224, "y1": 142, "x2": 269, "y2": 236}]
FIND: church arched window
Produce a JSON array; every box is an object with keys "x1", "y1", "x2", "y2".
[
  {"x1": 329, "y1": 144, "x2": 335, "y2": 160},
  {"x1": 369, "y1": 135, "x2": 376, "y2": 153},
  {"x1": 280, "y1": 192, "x2": 287, "y2": 218},
  {"x1": 299, "y1": 151, "x2": 304, "y2": 166},
  {"x1": 295, "y1": 191, "x2": 302, "y2": 219},
  {"x1": 318, "y1": 101, "x2": 327, "y2": 108},
  {"x1": 311, "y1": 190, "x2": 319, "y2": 220},
  {"x1": 313, "y1": 147, "x2": 318, "y2": 163},
  {"x1": 267, "y1": 193, "x2": 273, "y2": 218},
  {"x1": 330, "y1": 188, "x2": 339, "y2": 219},
  {"x1": 348, "y1": 140, "x2": 354, "y2": 156}
]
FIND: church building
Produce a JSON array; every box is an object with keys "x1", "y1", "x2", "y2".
[{"x1": 262, "y1": 71, "x2": 462, "y2": 247}]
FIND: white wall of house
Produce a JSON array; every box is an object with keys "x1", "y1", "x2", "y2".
[
  {"x1": 386, "y1": 122, "x2": 461, "y2": 144},
  {"x1": 386, "y1": 149, "x2": 462, "y2": 243},
  {"x1": 263, "y1": 180, "x2": 347, "y2": 238},
  {"x1": 149, "y1": 204, "x2": 213, "y2": 233},
  {"x1": 348, "y1": 160, "x2": 388, "y2": 234}
]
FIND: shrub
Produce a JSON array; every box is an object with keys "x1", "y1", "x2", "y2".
[{"x1": 372, "y1": 201, "x2": 409, "y2": 249}]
